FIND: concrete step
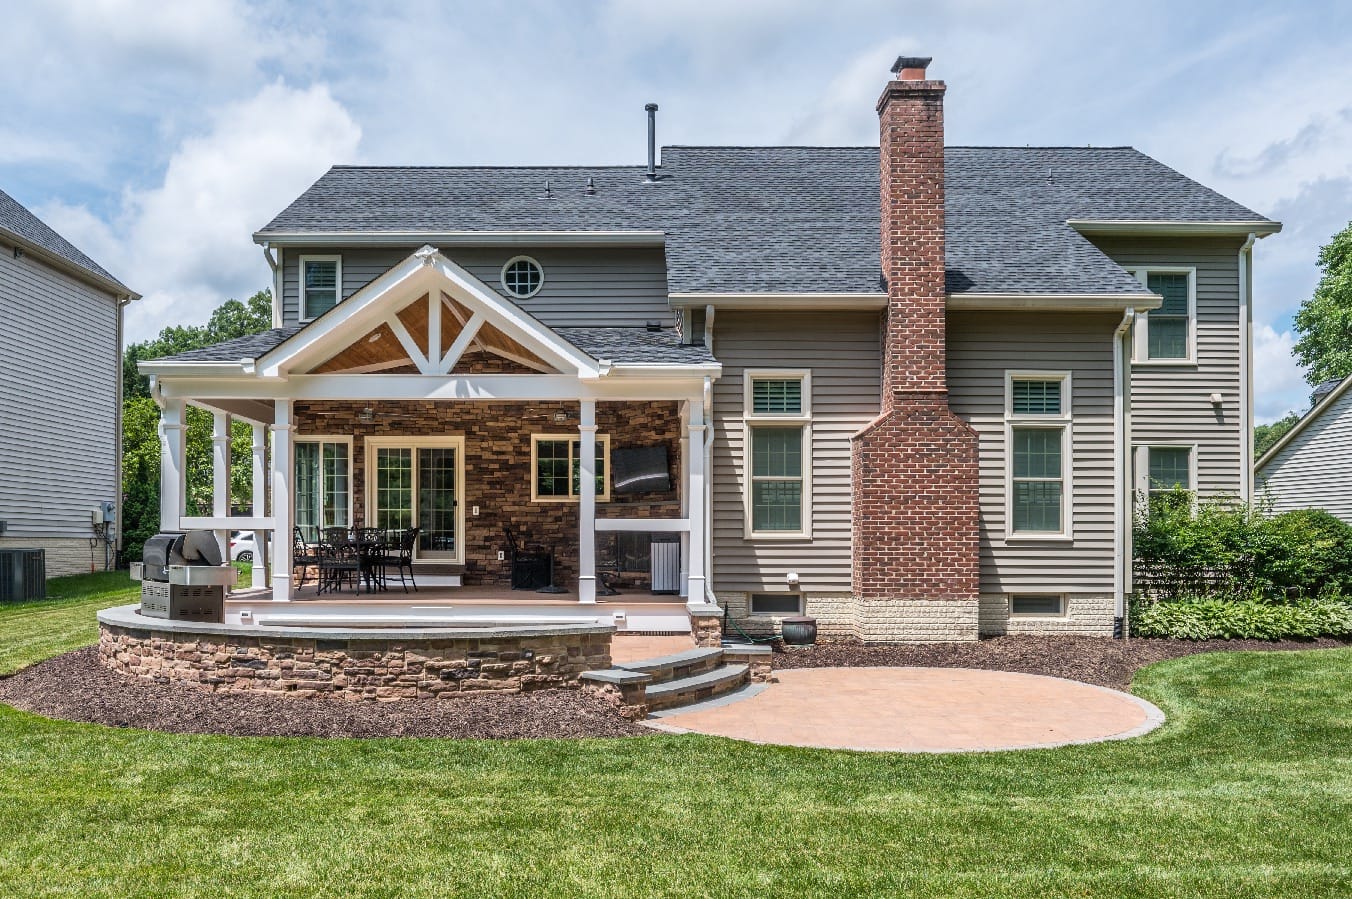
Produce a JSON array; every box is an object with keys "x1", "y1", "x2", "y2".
[
  {"x1": 644, "y1": 663, "x2": 750, "y2": 712},
  {"x1": 615, "y1": 647, "x2": 723, "y2": 684}
]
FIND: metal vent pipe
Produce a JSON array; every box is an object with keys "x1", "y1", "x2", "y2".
[{"x1": 644, "y1": 103, "x2": 658, "y2": 181}]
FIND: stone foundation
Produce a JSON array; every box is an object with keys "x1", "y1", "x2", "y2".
[
  {"x1": 979, "y1": 593, "x2": 1116, "y2": 637},
  {"x1": 97, "y1": 605, "x2": 613, "y2": 700},
  {"x1": 719, "y1": 592, "x2": 980, "y2": 642},
  {"x1": 0, "y1": 536, "x2": 105, "y2": 579},
  {"x1": 690, "y1": 610, "x2": 723, "y2": 647}
]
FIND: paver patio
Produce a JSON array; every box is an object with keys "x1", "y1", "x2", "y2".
[{"x1": 650, "y1": 666, "x2": 1164, "y2": 752}]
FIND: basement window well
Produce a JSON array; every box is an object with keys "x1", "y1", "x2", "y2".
[{"x1": 501, "y1": 256, "x2": 544, "y2": 299}]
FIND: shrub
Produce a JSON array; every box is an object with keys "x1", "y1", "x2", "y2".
[{"x1": 1131, "y1": 595, "x2": 1352, "y2": 641}]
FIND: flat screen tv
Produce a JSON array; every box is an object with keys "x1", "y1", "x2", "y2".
[{"x1": 611, "y1": 445, "x2": 671, "y2": 494}]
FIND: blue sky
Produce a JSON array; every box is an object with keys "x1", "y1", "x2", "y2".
[{"x1": 3, "y1": 0, "x2": 1349, "y2": 422}]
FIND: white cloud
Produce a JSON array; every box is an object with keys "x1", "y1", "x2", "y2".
[
  {"x1": 1253, "y1": 323, "x2": 1309, "y2": 423},
  {"x1": 40, "y1": 81, "x2": 361, "y2": 341}
]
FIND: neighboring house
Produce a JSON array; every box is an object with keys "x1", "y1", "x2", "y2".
[
  {"x1": 1256, "y1": 377, "x2": 1352, "y2": 522},
  {"x1": 140, "y1": 57, "x2": 1277, "y2": 641},
  {"x1": 0, "y1": 189, "x2": 138, "y2": 577}
]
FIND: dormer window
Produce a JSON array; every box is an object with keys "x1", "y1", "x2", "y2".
[
  {"x1": 501, "y1": 256, "x2": 544, "y2": 299},
  {"x1": 299, "y1": 256, "x2": 341, "y2": 321}
]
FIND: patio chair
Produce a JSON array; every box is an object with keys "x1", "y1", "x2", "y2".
[
  {"x1": 292, "y1": 527, "x2": 319, "y2": 589},
  {"x1": 354, "y1": 527, "x2": 389, "y2": 592},
  {"x1": 387, "y1": 527, "x2": 419, "y2": 593},
  {"x1": 317, "y1": 527, "x2": 360, "y2": 594},
  {"x1": 504, "y1": 526, "x2": 551, "y2": 590}
]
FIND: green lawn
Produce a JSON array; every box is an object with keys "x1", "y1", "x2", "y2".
[{"x1": 2, "y1": 577, "x2": 1351, "y2": 897}]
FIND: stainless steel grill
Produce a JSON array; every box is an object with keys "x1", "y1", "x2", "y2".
[{"x1": 134, "y1": 531, "x2": 236, "y2": 622}]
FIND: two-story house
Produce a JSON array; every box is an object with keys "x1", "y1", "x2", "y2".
[
  {"x1": 1, "y1": 189, "x2": 138, "y2": 580},
  {"x1": 139, "y1": 57, "x2": 1277, "y2": 642}
]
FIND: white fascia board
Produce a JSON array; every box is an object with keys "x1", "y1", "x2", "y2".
[
  {"x1": 1066, "y1": 219, "x2": 1282, "y2": 237},
  {"x1": 947, "y1": 293, "x2": 1163, "y2": 312},
  {"x1": 0, "y1": 227, "x2": 140, "y2": 300},
  {"x1": 606, "y1": 362, "x2": 722, "y2": 379},
  {"x1": 251, "y1": 230, "x2": 667, "y2": 248},
  {"x1": 669, "y1": 293, "x2": 888, "y2": 310},
  {"x1": 1255, "y1": 376, "x2": 1352, "y2": 471},
  {"x1": 157, "y1": 373, "x2": 710, "y2": 403},
  {"x1": 137, "y1": 360, "x2": 254, "y2": 378}
]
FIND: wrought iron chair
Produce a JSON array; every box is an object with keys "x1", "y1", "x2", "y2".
[
  {"x1": 387, "y1": 527, "x2": 419, "y2": 593},
  {"x1": 292, "y1": 527, "x2": 319, "y2": 589},
  {"x1": 318, "y1": 527, "x2": 360, "y2": 594},
  {"x1": 354, "y1": 527, "x2": 389, "y2": 592}
]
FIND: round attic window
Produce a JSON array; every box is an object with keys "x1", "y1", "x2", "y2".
[{"x1": 500, "y1": 256, "x2": 544, "y2": 299}]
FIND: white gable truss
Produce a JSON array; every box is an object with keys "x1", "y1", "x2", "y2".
[{"x1": 258, "y1": 246, "x2": 601, "y2": 379}]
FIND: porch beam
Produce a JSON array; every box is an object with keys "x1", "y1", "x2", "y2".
[
  {"x1": 159, "y1": 399, "x2": 187, "y2": 532},
  {"x1": 386, "y1": 313, "x2": 432, "y2": 374},
  {"x1": 158, "y1": 374, "x2": 715, "y2": 403},
  {"x1": 437, "y1": 311, "x2": 484, "y2": 374},
  {"x1": 577, "y1": 400, "x2": 597, "y2": 604},
  {"x1": 270, "y1": 400, "x2": 295, "y2": 601},
  {"x1": 595, "y1": 518, "x2": 690, "y2": 532}
]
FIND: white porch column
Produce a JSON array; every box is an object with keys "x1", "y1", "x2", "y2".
[
  {"x1": 270, "y1": 400, "x2": 295, "y2": 601},
  {"x1": 678, "y1": 402, "x2": 691, "y2": 597},
  {"x1": 159, "y1": 399, "x2": 186, "y2": 531},
  {"x1": 211, "y1": 411, "x2": 231, "y2": 575},
  {"x1": 577, "y1": 399, "x2": 597, "y2": 603},
  {"x1": 686, "y1": 396, "x2": 708, "y2": 605},
  {"x1": 251, "y1": 422, "x2": 270, "y2": 587}
]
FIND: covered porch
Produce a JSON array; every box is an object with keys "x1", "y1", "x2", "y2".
[{"x1": 143, "y1": 246, "x2": 721, "y2": 629}]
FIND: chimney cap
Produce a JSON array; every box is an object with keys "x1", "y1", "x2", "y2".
[{"x1": 891, "y1": 55, "x2": 933, "y2": 78}]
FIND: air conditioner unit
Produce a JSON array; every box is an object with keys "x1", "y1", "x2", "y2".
[{"x1": 0, "y1": 548, "x2": 46, "y2": 603}]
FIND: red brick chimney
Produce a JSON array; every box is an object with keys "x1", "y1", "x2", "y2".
[{"x1": 851, "y1": 56, "x2": 981, "y2": 635}]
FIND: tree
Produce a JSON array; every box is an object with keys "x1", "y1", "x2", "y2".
[
  {"x1": 121, "y1": 290, "x2": 273, "y2": 558},
  {"x1": 1294, "y1": 220, "x2": 1352, "y2": 386},
  {"x1": 1255, "y1": 411, "x2": 1300, "y2": 458}
]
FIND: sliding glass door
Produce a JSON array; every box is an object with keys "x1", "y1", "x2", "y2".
[{"x1": 368, "y1": 438, "x2": 463, "y2": 563}]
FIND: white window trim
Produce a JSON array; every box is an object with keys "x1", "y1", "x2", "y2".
[
  {"x1": 363, "y1": 435, "x2": 467, "y2": 565},
  {"x1": 742, "y1": 369, "x2": 812, "y2": 540},
  {"x1": 1129, "y1": 266, "x2": 1197, "y2": 365},
  {"x1": 298, "y1": 255, "x2": 343, "y2": 323},
  {"x1": 529, "y1": 433, "x2": 612, "y2": 503},
  {"x1": 294, "y1": 435, "x2": 354, "y2": 536},
  {"x1": 1004, "y1": 370, "x2": 1073, "y2": 542},
  {"x1": 500, "y1": 255, "x2": 545, "y2": 299},
  {"x1": 1008, "y1": 593, "x2": 1068, "y2": 618},
  {"x1": 1133, "y1": 443, "x2": 1198, "y2": 499}
]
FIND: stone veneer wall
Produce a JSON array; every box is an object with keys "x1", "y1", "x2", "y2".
[
  {"x1": 979, "y1": 593, "x2": 1115, "y2": 637},
  {"x1": 99, "y1": 621, "x2": 613, "y2": 699},
  {"x1": 294, "y1": 399, "x2": 682, "y2": 587},
  {"x1": 719, "y1": 591, "x2": 981, "y2": 642},
  {"x1": 0, "y1": 537, "x2": 102, "y2": 579}
]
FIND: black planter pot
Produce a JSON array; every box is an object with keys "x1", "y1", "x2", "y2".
[{"x1": 780, "y1": 616, "x2": 818, "y2": 646}]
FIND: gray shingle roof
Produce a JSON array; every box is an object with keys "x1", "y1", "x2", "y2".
[
  {"x1": 154, "y1": 324, "x2": 711, "y2": 367},
  {"x1": 257, "y1": 145, "x2": 1274, "y2": 297},
  {"x1": 0, "y1": 188, "x2": 131, "y2": 293}
]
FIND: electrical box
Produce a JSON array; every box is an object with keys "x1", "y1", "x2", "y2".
[
  {"x1": 101, "y1": 500, "x2": 116, "y2": 522},
  {"x1": 90, "y1": 508, "x2": 104, "y2": 526}
]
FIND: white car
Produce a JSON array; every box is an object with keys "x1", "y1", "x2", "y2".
[{"x1": 229, "y1": 531, "x2": 258, "y2": 562}]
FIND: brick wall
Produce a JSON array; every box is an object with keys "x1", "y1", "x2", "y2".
[
  {"x1": 294, "y1": 399, "x2": 682, "y2": 588},
  {"x1": 849, "y1": 59, "x2": 981, "y2": 639}
]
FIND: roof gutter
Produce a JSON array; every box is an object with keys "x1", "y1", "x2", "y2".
[
  {"x1": 0, "y1": 227, "x2": 140, "y2": 300},
  {"x1": 947, "y1": 293, "x2": 1162, "y2": 312},
  {"x1": 669, "y1": 293, "x2": 888, "y2": 310},
  {"x1": 251, "y1": 230, "x2": 667, "y2": 248},
  {"x1": 1066, "y1": 219, "x2": 1281, "y2": 237}
]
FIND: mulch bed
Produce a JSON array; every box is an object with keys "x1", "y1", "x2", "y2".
[
  {"x1": 3, "y1": 637, "x2": 1349, "y2": 738},
  {"x1": 774, "y1": 635, "x2": 1352, "y2": 691},
  {"x1": 0, "y1": 647, "x2": 647, "y2": 739}
]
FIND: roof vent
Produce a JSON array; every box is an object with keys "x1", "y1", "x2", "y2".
[
  {"x1": 645, "y1": 320, "x2": 662, "y2": 332},
  {"x1": 644, "y1": 103, "x2": 659, "y2": 182},
  {"x1": 542, "y1": 179, "x2": 553, "y2": 199},
  {"x1": 585, "y1": 176, "x2": 596, "y2": 195}
]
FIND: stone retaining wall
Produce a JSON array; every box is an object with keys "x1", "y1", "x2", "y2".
[{"x1": 98, "y1": 618, "x2": 613, "y2": 700}]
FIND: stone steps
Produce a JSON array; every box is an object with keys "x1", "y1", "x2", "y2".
[{"x1": 580, "y1": 642, "x2": 775, "y2": 719}]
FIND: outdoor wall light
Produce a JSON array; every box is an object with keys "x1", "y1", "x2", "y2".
[
  {"x1": 1208, "y1": 392, "x2": 1223, "y2": 406},
  {"x1": 786, "y1": 571, "x2": 800, "y2": 586},
  {"x1": 359, "y1": 407, "x2": 375, "y2": 424}
]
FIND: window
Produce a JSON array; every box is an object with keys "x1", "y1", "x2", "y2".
[
  {"x1": 500, "y1": 256, "x2": 544, "y2": 299},
  {"x1": 294, "y1": 439, "x2": 351, "y2": 541},
  {"x1": 744, "y1": 371, "x2": 811, "y2": 538},
  {"x1": 531, "y1": 434, "x2": 610, "y2": 502},
  {"x1": 1136, "y1": 445, "x2": 1194, "y2": 507},
  {"x1": 1010, "y1": 594, "x2": 1065, "y2": 616},
  {"x1": 1005, "y1": 372, "x2": 1071, "y2": 538},
  {"x1": 750, "y1": 593, "x2": 804, "y2": 615},
  {"x1": 366, "y1": 437, "x2": 464, "y2": 562},
  {"x1": 299, "y1": 256, "x2": 341, "y2": 321},
  {"x1": 1131, "y1": 268, "x2": 1195, "y2": 362}
]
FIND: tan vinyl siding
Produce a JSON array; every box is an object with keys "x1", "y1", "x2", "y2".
[
  {"x1": 948, "y1": 311, "x2": 1119, "y2": 594},
  {"x1": 1090, "y1": 235, "x2": 1246, "y2": 498},
  {"x1": 711, "y1": 311, "x2": 882, "y2": 592},
  {"x1": 1257, "y1": 386, "x2": 1352, "y2": 523},
  {"x1": 0, "y1": 247, "x2": 119, "y2": 539},
  {"x1": 282, "y1": 246, "x2": 673, "y2": 329}
]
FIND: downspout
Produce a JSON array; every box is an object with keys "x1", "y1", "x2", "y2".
[
  {"x1": 113, "y1": 294, "x2": 130, "y2": 569},
  {"x1": 262, "y1": 242, "x2": 282, "y2": 328},
  {"x1": 1113, "y1": 308, "x2": 1135, "y2": 638},
  {"x1": 1238, "y1": 232, "x2": 1258, "y2": 503}
]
